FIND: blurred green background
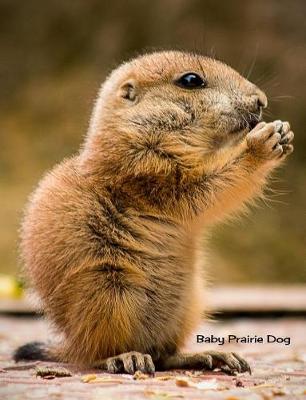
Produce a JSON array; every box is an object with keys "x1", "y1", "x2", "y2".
[{"x1": 0, "y1": 0, "x2": 305, "y2": 283}]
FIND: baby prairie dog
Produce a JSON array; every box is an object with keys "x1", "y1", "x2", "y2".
[{"x1": 15, "y1": 51, "x2": 294, "y2": 374}]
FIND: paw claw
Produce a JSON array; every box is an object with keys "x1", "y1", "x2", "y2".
[
  {"x1": 280, "y1": 130, "x2": 294, "y2": 145},
  {"x1": 206, "y1": 354, "x2": 213, "y2": 369},
  {"x1": 232, "y1": 352, "x2": 252, "y2": 375},
  {"x1": 280, "y1": 121, "x2": 290, "y2": 136},
  {"x1": 144, "y1": 354, "x2": 155, "y2": 374},
  {"x1": 106, "y1": 358, "x2": 119, "y2": 373},
  {"x1": 220, "y1": 365, "x2": 237, "y2": 376},
  {"x1": 200, "y1": 351, "x2": 250, "y2": 375},
  {"x1": 274, "y1": 120, "x2": 283, "y2": 132},
  {"x1": 98, "y1": 352, "x2": 155, "y2": 374},
  {"x1": 280, "y1": 144, "x2": 294, "y2": 157}
]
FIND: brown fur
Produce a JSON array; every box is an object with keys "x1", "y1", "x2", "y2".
[{"x1": 18, "y1": 51, "x2": 293, "y2": 371}]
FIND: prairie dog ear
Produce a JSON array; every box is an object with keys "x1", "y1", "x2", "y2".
[{"x1": 118, "y1": 79, "x2": 138, "y2": 102}]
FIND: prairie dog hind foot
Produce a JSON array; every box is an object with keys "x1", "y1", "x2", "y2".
[
  {"x1": 159, "y1": 351, "x2": 251, "y2": 375},
  {"x1": 93, "y1": 351, "x2": 155, "y2": 374}
]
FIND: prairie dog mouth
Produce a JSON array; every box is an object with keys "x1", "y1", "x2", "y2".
[
  {"x1": 229, "y1": 112, "x2": 262, "y2": 134},
  {"x1": 248, "y1": 113, "x2": 262, "y2": 130}
]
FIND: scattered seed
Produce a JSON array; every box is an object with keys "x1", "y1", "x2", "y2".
[
  {"x1": 175, "y1": 378, "x2": 190, "y2": 387},
  {"x1": 155, "y1": 375, "x2": 173, "y2": 381},
  {"x1": 175, "y1": 377, "x2": 220, "y2": 390},
  {"x1": 81, "y1": 374, "x2": 97, "y2": 383},
  {"x1": 81, "y1": 374, "x2": 124, "y2": 384},
  {"x1": 251, "y1": 383, "x2": 276, "y2": 389},
  {"x1": 271, "y1": 387, "x2": 289, "y2": 396},
  {"x1": 133, "y1": 370, "x2": 149, "y2": 380},
  {"x1": 35, "y1": 366, "x2": 72, "y2": 378},
  {"x1": 144, "y1": 390, "x2": 184, "y2": 398}
]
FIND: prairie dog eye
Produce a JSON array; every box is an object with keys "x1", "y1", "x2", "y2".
[{"x1": 174, "y1": 72, "x2": 206, "y2": 89}]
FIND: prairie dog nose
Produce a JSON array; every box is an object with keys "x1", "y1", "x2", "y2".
[
  {"x1": 254, "y1": 89, "x2": 268, "y2": 110},
  {"x1": 247, "y1": 89, "x2": 267, "y2": 114}
]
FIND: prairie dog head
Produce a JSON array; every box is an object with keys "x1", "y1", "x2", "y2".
[{"x1": 83, "y1": 51, "x2": 267, "y2": 177}]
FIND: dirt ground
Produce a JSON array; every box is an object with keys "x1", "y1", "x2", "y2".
[{"x1": 0, "y1": 316, "x2": 305, "y2": 399}]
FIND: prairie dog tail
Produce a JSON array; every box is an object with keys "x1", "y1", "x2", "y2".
[{"x1": 13, "y1": 342, "x2": 57, "y2": 362}]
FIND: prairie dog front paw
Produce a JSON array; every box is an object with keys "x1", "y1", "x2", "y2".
[{"x1": 246, "y1": 120, "x2": 294, "y2": 161}]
